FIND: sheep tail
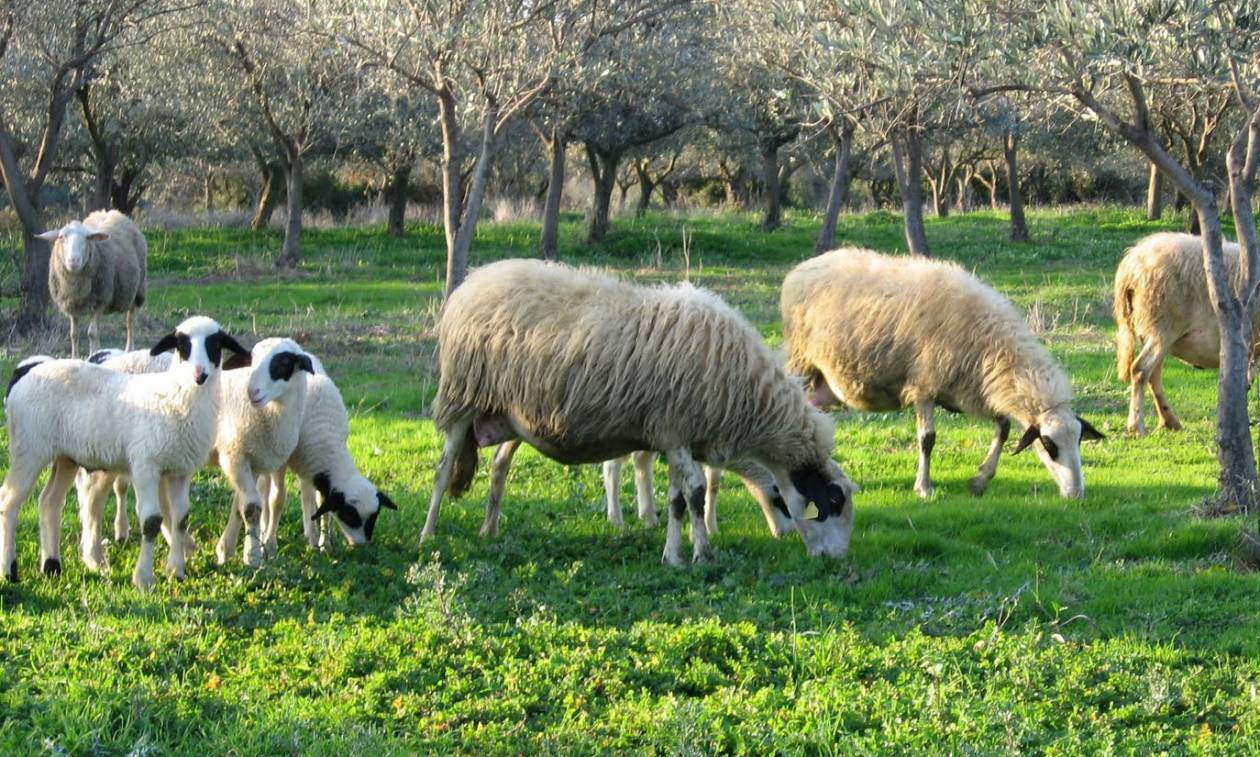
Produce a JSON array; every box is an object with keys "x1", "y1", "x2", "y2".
[
  {"x1": 448, "y1": 424, "x2": 479, "y2": 499},
  {"x1": 1114, "y1": 278, "x2": 1136, "y2": 382}
]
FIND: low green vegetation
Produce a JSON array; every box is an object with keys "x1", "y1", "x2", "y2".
[{"x1": 0, "y1": 207, "x2": 1257, "y2": 753}]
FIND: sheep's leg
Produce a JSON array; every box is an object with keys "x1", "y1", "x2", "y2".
[
  {"x1": 124, "y1": 309, "x2": 134, "y2": 352},
  {"x1": 131, "y1": 470, "x2": 164, "y2": 591},
  {"x1": 913, "y1": 399, "x2": 937, "y2": 498},
  {"x1": 703, "y1": 465, "x2": 720, "y2": 536},
  {"x1": 1148, "y1": 360, "x2": 1182, "y2": 431},
  {"x1": 0, "y1": 457, "x2": 46, "y2": 583},
  {"x1": 222, "y1": 460, "x2": 265, "y2": 567},
  {"x1": 422, "y1": 418, "x2": 473, "y2": 542},
  {"x1": 77, "y1": 470, "x2": 115, "y2": 572},
  {"x1": 969, "y1": 417, "x2": 1011, "y2": 496},
  {"x1": 87, "y1": 314, "x2": 100, "y2": 355},
  {"x1": 296, "y1": 476, "x2": 322, "y2": 550},
  {"x1": 662, "y1": 448, "x2": 710, "y2": 567},
  {"x1": 68, "y1": 315, "x2": 78, "y2": 359},
  {"x1": 215, "y1": 494, "x2": 243, "y2": 565},
  {"x1": 480, "y1": 439, "x2": 521, "y2": 538},
  {"x1": 602, "y1": 456, "x2": 627, "y2": 527},
  {"x1": 163, "y1": 474, "x2": 192, "y2": 579},
  {"x1": 632, "y1": 450, "x2": 658, "y2": 526},
  {"x1": 36, "y1": 457, "x2": 77, "y2": 576},
  {"x1": 112, "y1": 475, "x2": 130, "y2": 542},
  {"x1": 1127, "y1": 339, "x2": 1165, "y2": 436},
  {"x1": 261, "y1": 470, "x2": 284, "y2": 557},
  {"x1": 157, "y1": 477, "x2": 196, "y2": 554}
]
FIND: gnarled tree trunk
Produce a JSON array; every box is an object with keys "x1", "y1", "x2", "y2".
[
  {"x1": 816, "y1": 121, "x2": 853, "y2": 253},
  {"x1": 277, "y1": 151, "x2": 303, "y2": 268},
  {"x1": 386, "y1": 162, "x2": 411, "y2": 238},
  {"x1": 1146, "y1": 162, "x2": 1163, "y2": 221},
  {"x1": 761, "y1": 141, "x2": 784, "y2": 231},
  {"x1": 890, "y1": 128, "x2": 931, "y2": 256},
  {"x1": 585, "y1": 143, "x2": 621, "y2": 244},
  {"x1": 1004, "y1": 131, "x2": 1029, "y2": 242},
  {"x1": 540, "y1": 127, "x2": 565, "y2": 261}
]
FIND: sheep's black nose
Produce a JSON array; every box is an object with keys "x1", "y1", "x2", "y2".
[{"x1": 195, "y1": 372, "x2": 208, "y2": 385}]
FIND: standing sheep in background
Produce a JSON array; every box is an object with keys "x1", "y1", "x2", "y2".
[
  {"x1": 39, "y1": 210, "x2": 148, "y2": 358},
  {"x1": 0, "y1": 316, "x2": 247, "y2": 589},
  {"x1": 782, "y1": 248, "x2": 1103, "y2": 499},
  {"x1": 427, "y1": 259, "x2": 856, "y2": 566},
  {"x1": 1113, "y1": 232, "x2": 1256, "y2": 435}
]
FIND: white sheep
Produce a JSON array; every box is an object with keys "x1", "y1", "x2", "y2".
[
  {"x1": 228, "y1": 353, "x2": 396, "y2": 555},
  {"x1": 427, "y1": 259, "x2": 857, "y2": 566},
  {"x1": 782, "y1": 248, "x2": 1104, "y2": 499},
  {"x1": 1113, "y1": 231, "x2": 1257, "y2": 435},
  {"x1": 0, "y1": 316, "x2": 247, "y2": 589},
  {"x1": 38, "y1": 210, "x2": 147, "y2": 358},
  {"x1": 209, "y1": 338, "x2": 315, "y2": 568}
]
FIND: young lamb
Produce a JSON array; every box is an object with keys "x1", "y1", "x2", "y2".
[
  {"x1": 0, "y1": 316, "x2": 247, "y2": 589},
  {"x1": 602, "y1": 454, "x2": 792, "y2": 539},
  {"x1": 38, "y1": 210, "x2": 147, "y2": 358},
  {"x1": 1113, "y1": 231, "x2": 1256, "y2": 435},
  {"x1": 232, "y1": 353, "x2": 396, "y2": 555},
  {"x1": 210, "y1": 338, "x2": 315, "y2": 568},
  {"x1": 782, "y1": 248, "x2": 1104, "y2": 499},
  {"x1": 427, "y1": 259, "x2": 857, "y2": 566}
]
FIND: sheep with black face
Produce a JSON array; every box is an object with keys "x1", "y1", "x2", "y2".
[
  {"x1": 254, "y1": 354, "x2": 397, "y2": 553},
  {"x1": 0, "y1": 316, "x2": 246, "y2": 589},
  {"x1": 212, "y1": 338, "x2": 315, "y2": 567},
  {"x1": 782, "y1": 248, "x2": 1104, "y2": 499},
  {"x1": 427, "y1": 259, "x2": 857, "y2": 566}
]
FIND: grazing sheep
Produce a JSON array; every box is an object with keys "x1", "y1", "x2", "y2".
[
  {"x1": 0, "y1": 316, "x2": 247, "y2": 589},
  {"x1": 210, "y1": 338, "x2": 314, "y2": 568},
  {"x1": 1113, "y1": 232, "x2": 1256, "y2": 435},
  {"x1": 38, "y1": 210, "x2": 147, "y2": 358},
  {"x1": 230, "y1": 354, "x2": 396, "y2": 555},
  {"x1": 427, "y1": 259, "x2": 856, "y2": 566},
  {"x1": 782, "y1": 248, "x2": 1103, "y2": 499}
]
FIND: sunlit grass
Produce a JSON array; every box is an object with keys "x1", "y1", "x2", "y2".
[{"x1": 0, "y1": 206, "x2": 1257, "y2": 752}]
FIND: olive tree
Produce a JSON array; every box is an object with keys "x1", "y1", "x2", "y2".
[
  {"x1": 0, "y1": 0, "x2": 191, "y2": 328},
  {"x1": 989, "y1": 0, "x2": 1260, "y2": 510}
]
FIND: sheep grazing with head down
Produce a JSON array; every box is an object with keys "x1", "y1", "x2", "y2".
[
  {"x1": 0, "y1": 316, "x2": 247, "y2": 589},
  {"x1": 1113, "y1": 231, "x2": 1259, "y2": 435},
  {"x1": 244, "y1": 352, "x2": 397, "y2": 555},
  {"x1": 427, "y1": 258, "x2": 857, "y2": 566},
  {"x1": 39, "y1": 210, "x2": 147, "y2": 358},
  {"x1": 782, "y1": 248, "x2": 1104, "y2": 499}
]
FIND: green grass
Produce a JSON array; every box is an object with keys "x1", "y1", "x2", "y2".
[{"x1": 2, "y1": 206, "x2": 1260, "y2": 752}]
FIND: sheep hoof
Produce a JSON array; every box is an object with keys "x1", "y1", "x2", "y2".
[
  {"x1": 131, "y1": 567, "x2": 155, "y2": 591},
  {"x1": 478, "y1": 522, "x2": 498, "y2": 538},
  {"x1": 640, "y1": 511, "x2": 659, "y2": 528},
  {"x1": 114, "y1": 525, "x2": 129, "y2": 542},
  {"x1": 607, "y1": 515, "x2": 626, "y2": 528},
  {"x1": 1162, "y1": 419, "x2": 1183, "y2": 431},
  {"x1": 183, "y1": 534, "x2": 199, "y2": 555},
  {"x1": 692, "y1": 547, "x2": 716, "y2": 564},
  {"x1": 1127, "y1": 424, "x2": 1147, "y2": 437},
  {"x1": 263, "y1": 538, "x2": 278, "y2": 558},
  {"x1": 913, "y1": 483, "x2": 935, "y2": 499},
  {"x1": 967, "y1": 477, "x2": 989, "y2": 496},
  {"x1": 165, "y1": 559, "x2": 186, "y2": 580},
  {"x1": 243, "y1": 541, "x2": 265, "y2": 568},
  {"x1": 214, "y1": 539, "x2": 234, "y2": 566},
  {"x1": 82, "y1": 544, "x2": 107, "y2": 573},
  {"x1": 660, "y1": 549, "x2": 687, "y2": 569}
]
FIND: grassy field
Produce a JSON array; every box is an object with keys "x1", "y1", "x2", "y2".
[{"x1": 1, "y1": 206, "x2": 1258, "y2": 753}]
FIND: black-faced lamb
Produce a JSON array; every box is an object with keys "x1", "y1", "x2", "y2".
[
  {"x1": 0, "y1": 316, "x2": 247, "y2": 589},
  {"x1": 427, "y1": 259, "x2": 857, "y2": 566},
  {"x1": 38, "y1": 210, "x2": 147, "y2": 358},
  {"x1": 1113, "y1": 231, "x2": 1257, "y2": 435},
  {"x1": 782, "y1": 248, "x2": 1103, "y2": 499}
]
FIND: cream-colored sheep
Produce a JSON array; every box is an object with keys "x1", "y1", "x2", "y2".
[
  {"x1": 783, "y1": 248, "x2": 1103, "y2": 499},
  {"x1": 428, "y1": 259, "x2": 857, "y2": 566},
  {"x1": 1113, "y1": 232, "x2": 1257, "y2": 435},
  {"x1": 39, "y1": 210, "x2": 147, "y2": 358}
]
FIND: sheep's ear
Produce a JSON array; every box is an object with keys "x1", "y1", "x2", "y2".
[
  {"x1": 296, "y1": 354, "x2": 315, "y2": 374},
  {"x1": 312, "y1": 501, "x2": 336, "y2": 519},
  {"x1": 36, "y1": 229, "x2": 61, "y2": 241},
  {"x1": 150, "y1": 333, "x2": 179, "y2": 355},
  {"x1": 312, "y1": 472, "x2": 332, "y2": 499},
  {"x1": 1078, "y1": 416, "x2": 1105, "y2": 441},
  {"x1": 86, "y1": 232, "x2": 109, "y2": 242},
  {"x1": 218, "y1": 332, "x2": 250, "y2": 364},
  {"x1": 1011, "y1": 425, "x2": 1040, "y2": 455},
  {"x1": 377, "y1": 491, "x2": 397, "y2": 511},
  {"x1": 222, "y1": 351, "x2": 251, "y2": 370}
]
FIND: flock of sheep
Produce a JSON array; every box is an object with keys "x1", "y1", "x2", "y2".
[{"x1": 0, "y1": 209, "x2": 1231, "y2": 589}]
